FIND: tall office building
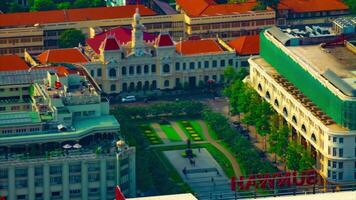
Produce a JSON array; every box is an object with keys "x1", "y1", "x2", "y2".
[
  {"x1": 0, "y1": 61, "x2": 136, "y2": 200},
  {"x1": 248, "y1": 25, "x2": 356, "y2": 183}
]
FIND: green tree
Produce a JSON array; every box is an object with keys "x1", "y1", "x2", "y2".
[
  {"x1": 57, "y1": 2, "x2": 71, "y2": 9},
  {"x1": 0, "y1": 0, "x2": 13, "y2": 13},
  {"x1": 31, "y1": 0, "x2": 57, "y2": 11},
  {"x1": 257, "y1": 0, "x2": 279, "y2": 9},
  {"x1": 9, "y1": 3, "x2": 28, "y2": 12},
  {"x1": 73, "y1": 0, "x2": 87, "y2": 8},
  {"x1": 223, "y1": 66, "x2": 236, "y2": 84},
  {"x1": 268, "y1": 123, "x2": 289, "y2": 163},
  {"x1": 285, "y1": 141, "x2": 301, "y2": 171},
  {"x1": 344, "y1": 0, "x2": 356, "y2": 13},
  {"x1": 58, "y1": 29, "x2": 85, "y2": 48}
]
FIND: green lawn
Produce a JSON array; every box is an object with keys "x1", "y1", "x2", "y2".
[
  {"x1": 178, "y1": 120, "x2": 204, "y2": 142},
  {"x1": 140, "y1": 125, "x2": 163, "y2": 145},
  {"x1": 160, "y1": 124, "x2": 182, "y2": 142}
]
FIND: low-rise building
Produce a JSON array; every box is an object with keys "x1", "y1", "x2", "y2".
[
  {"x1": 248, "y1": 26, "x2": 356, "y2": 183},
  {"x1": 0, "y1": 62, "x2": 136, "y2": 200}
]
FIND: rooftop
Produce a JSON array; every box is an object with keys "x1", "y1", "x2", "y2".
[
  {"x1": 278, "y1": 0, "x2": 349, "y2": 13},
  {"x1": 0, "y1": 5, "x2": 156, "y2": 28},
  {"x1": 86, "y1": 27, "x2": 157, "y2": 54},
  {"x1": 228, "y1": 35, "x2": 260, "y2": 55},
  {"x1": 0, "y1": 112, "x2": 41, "y2": 127},
  {"x1": 175, "y1": 39, "x2": 224, "y2": 55},
  {"x1": 176, "y1": 0, "x2": 261, "y2": 17},
  {"x1": 37, "y1": 48, "x2": 88, "y2": 64},
  {"x1": 0, "y1": 55, "x2": 29, "y2": 71}
]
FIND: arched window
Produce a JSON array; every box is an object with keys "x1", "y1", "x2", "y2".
[
  {"x1": 163, "y1": 64, "x2": 170, "y2": 73},
  {"x1": 136, "y1": 65, "x2": 141, "y2": 74},
  {"x1": 109, "y1": 68, "x2": 116, "y2": 78},
  {"x1": 129, "y1": 82, "x2": 135, "y2": 91},
  {"x1": 110, "y1": 84, "x2": 116, "y2": 91},
  {"x1": 283, "y1": 107, "x2": 288, "y2": 117},
  {"x1": 274, "y1": 99, "x2": 279, "y2": 107},
  {"x1": 301, "y1": 124, "x2": 307, "y2": 133},
  {"x1": 258, "y1": 83, "x2": 262, "y2": 91},
  {"x1": 311, "y1": 133, "x2": 316, "y2": 142},
  {"x1": 122, "y1": 66, "x2": 127, "y2": 76},
  {"x1": 129, "y1": 66, "x2": 134, "y2": 75},
  {"x1": 164, "y1": 80, "x2": 169, "y2": 87},
  {"x1": 136, "y1": 81, "x2": 142, "y2": 91},
  {"x1": 292, "y1": 115, "x2": 297, "y2": 124},
  {"x1": 122, "y1": 83, "x2": 127, "y2": 92},
  {"x1": 266, "y1": 91, "x2": 271, "y2": 99},
  {"x1": 151, "y1": 80, "x2": 157, "y2": 90},
  {"x1": 143, "y1": 81, "x2": 149, "y2": 91}
]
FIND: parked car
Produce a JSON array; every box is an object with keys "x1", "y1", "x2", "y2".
[{"x1": 121, "y1": 96, "x2": 136, "y2": 103}]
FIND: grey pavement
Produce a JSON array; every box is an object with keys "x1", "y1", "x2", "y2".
[{"x1": 164, "y1": 148, "x2": 235, "y2": 199}]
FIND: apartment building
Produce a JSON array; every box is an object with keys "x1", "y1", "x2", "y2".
[
  {"x1": 0, "y1": 62, "x2": 136, "y2": 200},
  {"x1": 276, "y1": 0, "x2": 350, "y2": 26},
  {"x1": 0, "y1": 4, "x2": 184, "y2": 57},
  {"x1": 176, "y1": 0, "x2": 276, "y2": 39},
  {"x1": 248, "y1": 26, "x2": 356, "y2": 183}
]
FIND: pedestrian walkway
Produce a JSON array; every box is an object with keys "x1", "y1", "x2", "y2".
[
  {"x1": 164, "y1": 149, "x2": 235, "y2": 200},
  {"x1": 151, "y1": 123, "x2": 170, "y2": 144},
  {"x1": 197, "y1": 120, "x2": 242, "y2": 177},
  {"x1": 170, "y1": 121, "x2": 189, "y2": 141}
]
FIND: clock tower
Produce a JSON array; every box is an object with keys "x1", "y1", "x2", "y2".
[{"x1": 131, "y1": 8, "x2": 146, "y2": 56}]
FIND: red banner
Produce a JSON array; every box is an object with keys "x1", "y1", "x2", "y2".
[
  {"x1": 231, "y1": 170, "x2": 317, "y2": 191},
  {"x1": 115, "y1": 186, "x2": 126, "y2": 200}
]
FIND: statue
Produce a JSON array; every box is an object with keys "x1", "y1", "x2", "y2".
[{"x1": 185, "y1": 139, "x2": 193, "y2": 158}]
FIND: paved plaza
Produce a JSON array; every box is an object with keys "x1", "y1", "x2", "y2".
[{"x1": 164, "y1": 148, "x2": 235, "y2": 199}]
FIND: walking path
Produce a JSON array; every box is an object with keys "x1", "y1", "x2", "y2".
[
  {"x1": 151, "y1": 123, "x2": 169, "y2": 144},
  {"x1": 170, "y1": 121, "x2": 189, "y2": 141},
  {"x1": 197, "y1": 120, "x2": 242, "y2": 177}
]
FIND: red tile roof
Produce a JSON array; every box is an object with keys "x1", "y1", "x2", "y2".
[
  {"x1": 86, "y1": 27, "x2": 157, "y2": 54},
  {"x1": 37, "y1": 48, "x2": 88, "y2": 64},
  {"x1": 155, "y1": 33, "x2": 174, "y2": 47},
  {"x1": 175, "y1": 39, "x2": 224, "y2": 55},
  {"x1": 0, "y1": 55, "x2": 29, "y2": 71},
  {"x1": 177, "y1": 0, "x2": 259, "y2": 17},
  {"x1": 278, "y1": 0, "x2": 348, "y2": 13},
  {"x1": 0, "y1": 5, "x2": 156, "y2": 28},
  {"x1": 101, "y1": 36, "x2": 121, "y2": 51},
  {"x1": 228, "y1": 35, "x2": 260, "y2": 55}
]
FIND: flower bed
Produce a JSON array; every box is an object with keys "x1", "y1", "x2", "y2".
[
  {"x1": 140, "y1": 125, "x2": 163, "y2": 145},
  {"x1": 178, "y1": 120, "x2": 204, "y2": 142}
]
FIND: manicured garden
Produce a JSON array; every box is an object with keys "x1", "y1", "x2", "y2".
[
  {"x1": 140, "y1": 125, "x2": 163, "y2": 145},
  {"x1": 160, "y1": 124, "x2": 182, "y2": 142},
  {"x1": 178, "y1": 120, "x2": 205, "y2": 142}
]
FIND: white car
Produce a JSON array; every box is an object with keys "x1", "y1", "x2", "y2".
[{"x1": 121, "y1": 96, "x2": 136, "y2": 103}]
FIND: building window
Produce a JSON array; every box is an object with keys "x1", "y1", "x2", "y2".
[
  {"x1": 339, "y1": 148, "x2": 343, "y2": 157},
  {"x1": 143, "y1": 81, "x2": 149, "y2": 91},
  {"x1": 198, "y1": 61, "x2": 202, "y2": 68},
  {"x1": 109, "y1": 68, "x2": 116, "y2": 78},
  {"x1": 332, "y1": 148, "x2": 337, "y2": 157},
  {"x1": 90, "y1": 70, "x2": 95, "y2": 77},
  {"x1": 333, "y1": 137, "x2": 337, "y2": 143},
  {"x1": 163, "y1": 64, "x2": 170, "y2": 73},
  {"x1": 274, "y1": 99, "x2": 279, "y2": 107},
  {"x1": 301, "y1": 124, "x2": 306, "y2": 133},
  {"x1": 151, "y1": 80, "x2": 157, "y2": 90},
  {"x1": 292, "y1": 116, "x2": 297, "y2": 124},
  {"x1": 241, "y1": 61, "x2": 249, "y2": 67},
  {"x1": 338, "y1": 172, "x2": 343, "y2": 180},
  {"x1": 129, "y1": 66, "x2": 134, "y2": 75},
  {"x1": 204, "y1": 61, "x2": 209, "y2": 68},
  {"x1": 265, "y1": 91, "x2": 270, "y2": 100},
  {"x1": 151, "y1": 64, "x2": 156, "y2": 73},
  {"x1": 332, "y1": 171, "x2": 337, "y2": 180},
  {"x1": 144, "y1": 65, "x2": 149, "y2": 74},
  {"x1": 97, "y1": 69, "x2": 102, "y2": 77},
  {"x1": 220, "y1": 60, "x2": 225, "y2": 67},
  {"x1": 283, "y1": 107, "x2": 288, "y2": 117},
  {"x1": 257, "y1": 83, "x2": 262, "y2": 91},
  {"x1": 339, "y1": 138, "x2": 343, "y2": 144},
  {"x1": 164, "y1": 80, "x2": 169, "y2": 87},
  {"x1": 189, "y1": 62, "x2": 195, "y2": 70},
  {"x1": 122, "y1": 66, "x2": 127, "y2": 75},
  {"x1": 228, "y1": 59, "x2": 233, "y2": 66},
  {"x1": 328, "y1": 160, "x2": 330, "y2": 167},
  {"x1": 338, "y1": 162, "x2": 343, "y2": 169},
  {"x1": 122, "y1": 83, "x2": 127, "y2": 92},
  {"x1": 136, "y1": 82, "x2": 142, "y2": 91},
  {"x1": 212, "y1": 60, "x2": 217, "y2": 68},
  {"x1": 175, "y1": 62, "x2": 180, "y2": 71},
  {"x1": 136, "y1": 65, "x2": 142, "y2": 74},
  {"x1": 111, "y1": 84, "x2": 116, "y2": 92}
]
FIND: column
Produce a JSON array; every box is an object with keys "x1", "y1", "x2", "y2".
[
  {"x1": 8, "y1": 166, "x2": 15, "y2": 200},
  {"x1": 100, "y1": 159, "x2": 107, "y2": 200},
  {"x1": 81, "y1": 162, "x2": 88, "y2": 200},
  {"x1": 62, "y1": 161, "x2": 69, "y2": 200},
  {"x1": 28, "y1": 166, "x2": 35, "y2": 200},
  {"x1": 43, "y1": 164, "x2": 50, "y2": 200},
  {"x1": 116, "y1": 153, "x2": 121, "y2": 186}
]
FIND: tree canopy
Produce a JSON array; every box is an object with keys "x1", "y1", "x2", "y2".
[{"x1": 58, "y1": 29, "x2": 85, "y2": 48}]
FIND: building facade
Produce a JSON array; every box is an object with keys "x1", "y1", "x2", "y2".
[
  {"x1": 248, "y1": 27, "x2": 356, "y2": 183},
  {"x1": 0, "y1": 65, "x2": 136, "y2": 200},
  {"x1": 82, "y1": 9, "x2": 253, "y2": 94}
]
